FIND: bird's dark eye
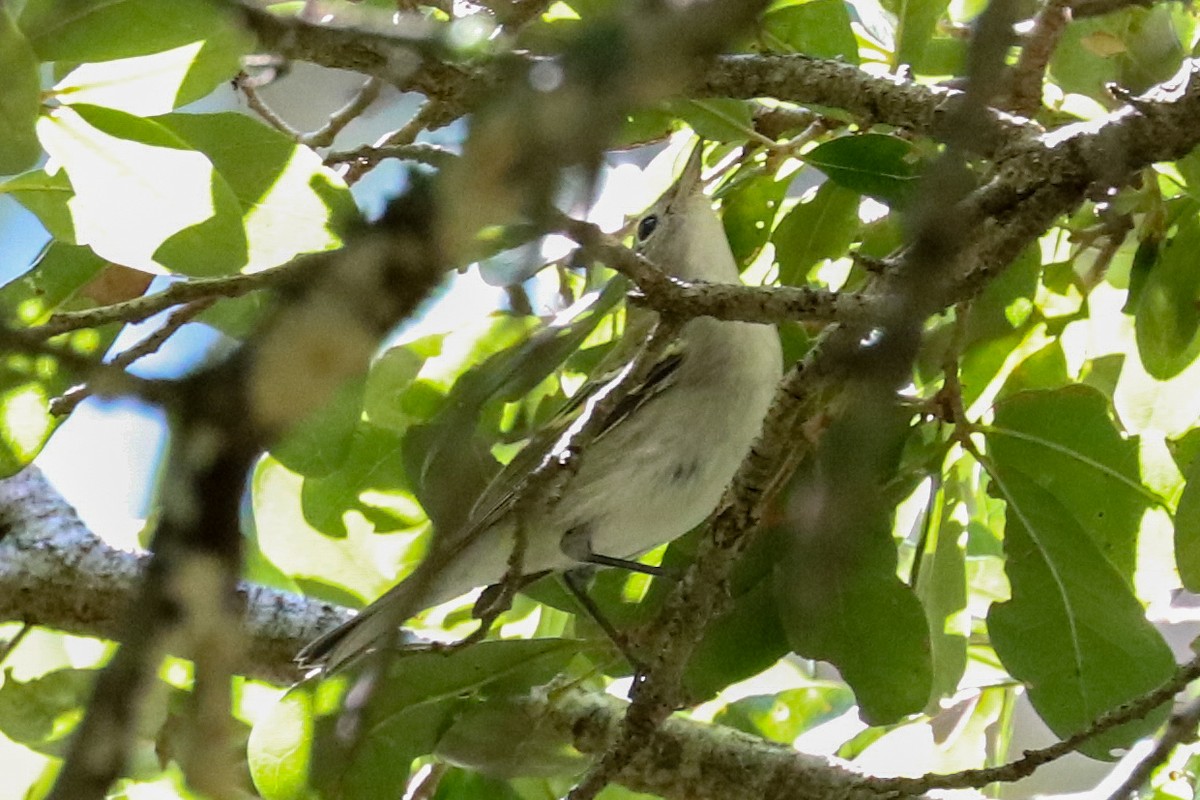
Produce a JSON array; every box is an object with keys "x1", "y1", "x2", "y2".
[{"x1": 636, "y1": 214, "x2": 658, "y2": 242}]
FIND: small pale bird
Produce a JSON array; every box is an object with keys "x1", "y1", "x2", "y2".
[{"x1": 297, "y1": 145, "x2": 783, "y2": 672}]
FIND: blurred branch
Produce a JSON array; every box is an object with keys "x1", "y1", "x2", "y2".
[
  {"x1": 0, "y1": 465, "x2": 337, "y2": 686},
  {"x1": 45, "y1": 186, "x2": 447, "y2": 800},
  {"x1": 1004, "y1": 0, "x2": 1072, "y2": 116}
]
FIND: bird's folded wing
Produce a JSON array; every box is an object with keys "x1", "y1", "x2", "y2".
[{"x1": 454, "y1": 326, "x2": 687, "y2": 548}]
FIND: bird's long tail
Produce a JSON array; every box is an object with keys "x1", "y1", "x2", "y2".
[{"x1": 295, "y1": 559, "x2": 444, "y2": 673}]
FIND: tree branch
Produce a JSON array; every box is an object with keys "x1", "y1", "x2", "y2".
[
  {"x1": 238, "y1": 4, "x2": 1040, "y2": 156},
  {"x1": 0, "y1": 464, "x2": 936, "y2": 800}
]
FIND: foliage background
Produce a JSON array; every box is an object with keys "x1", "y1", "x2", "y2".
[{"x1": 3, "y1": 0, "x2": 1200, "y2": 798}]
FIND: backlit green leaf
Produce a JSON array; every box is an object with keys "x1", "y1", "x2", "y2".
[
  {"x1": 988, "y1": 386, "x2": 1150, "y2": 581},
  {"x1": 986, "y1": 471, "x2": 1173, "y2": 759},
  {"x1": 156, "y1": 113, "x2": 356, "y2": 271},
  {"x1": 773, "y1": 181, "x2": 860, "y2": 285},
  {"x1": 721, "y1": 171, "x2": 790, "y2": 268},
  {"x1": 760, "y1": 0, "x2": 858, "y2": 62},
  {"x1": 20, "y1": 0, "x2": 245, "y2": 63},
  {"x1": 52, "y1": 32, "x2": 252, "y2": 115},
  {"x1": 1135, "y1": 213, "x2": 1200, "y2": 379},
  {"x1": 36, "y1": 104, "x2": 248, "y2": 276},
  {"x1": 248, "y1": 690, "x2": 313, "y2": 800}
]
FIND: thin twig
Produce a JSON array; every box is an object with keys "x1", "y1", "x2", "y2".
[
  {"x1": 324, "y1": 143, "x2": 456, "y2": 172},
  {"x1": 0, "y1": 623, "x2": 31, "y2": 667},
  {"x1": 341, "y1": 100, "x2": 449, "y2": 184},
  {"x1": 302, "y1": 76, "x2": 384, "y2": 148},
  {"x1": 1107, "y1": 696, "x2": 1200, "y2": 800},
  {"x1": 49, "y1": 299, "x2": 216, "y2": 417},
  {"x1": 29, "y1": 265, "x2": 295, "y2": 340},
  {"x1": 235, "y1": 72, "x2": 301, "y2": 139}
]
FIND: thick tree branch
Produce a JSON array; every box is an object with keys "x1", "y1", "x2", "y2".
[
  {"x1": 238, "y1": 6, "x2": 1040, "y2": 155},
  {"x1": 0, "y1": 465, "x2": 935, "y2": 800},
  {"x1": 10, "y1": 456, "x2": 1200, "y2": 798}
]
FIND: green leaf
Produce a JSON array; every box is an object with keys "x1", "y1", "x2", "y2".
[
  {"x1": 773, "y1": 403, "x2": 931, "y2": 724},
  {"x1": 683, "y1": 578, "x2": 790, "y2": 700},
  {"x1": 0, "y1": 667, "x2": 95, "y2": 756},
  {"x1": 435, "y1": 697, "x2": 586, "y2": 778},
  {"x1": 720, "y1": 171, "x2": 790, "y2": 268},
  {"x1": 999, "y1": 341, "x2": 1070, "y2": 399},
  {"x1": 804, "y1": 134, "x2": 920, "y2": 207},
  {"x1": 156, "y1": 112, "x2": 356, "y2": 271},
  {"x1": 431, "y1": 769, "x2": 526, "y2": 800},
  {"x1": 402, "y1": 417, "x2": 500, "y2": 536},
  {"x1": 915, "y1": 514, "x2": 968, "y2": 707},
  {"x1": 714, "y1": 684, "x2": 855, "y2": 744},
  {"x1": 300, "y1": 423, "x2": 413, "y2": 537},
  {"x1": 963, "y1": 246, "x2": 1040, "y2": 347},
  {"x1": 271, "y1": 380, "x2": 366, "y2": 479},
  {"x1": 313, "y1": 640, "x2": 581, "y2": 798},
  {"x1": 1, "y1": 169, "x2": 76, "y2": 242},
  {"x1": 1115, "y1": 335, "x2": 1200, "y2": 438},
  {"x1": 364, "y1": 344, "x2": 434, "y2": 433},
  {"x1": 986, "y1": 471, "x2": 1174, "y2": 759},
  {"x1": 312, "y1": 700, "x2": 447, "y2": 800},
  {"x1": 0, "y1": 5, "x2": 41, "y2": 175},
  {"x1": 615, "y1": 108, "x2": 676, "y2": 149},
  {"x1": 36, "y1": 104, "x2": 248, "y2": 276},
  {"x1": 663, "y1": 99, "x2": 755, "y2": 143},
  {"x1": 0, "y1": 244, "x2": 116, "y2": 473},
  {"x1": 887, "y1": 0, "x2": 951, "y2": 71},
  {"x1": 1122, "y1": 234, "x2": 1159, "y2": 315},
  {"x1": 1173, "y1": 455, "x2": 1200, "y2": 592},
  {"x1": 0, "y1": 241, "x2": 105, "y2": 326},
  {"x1": 248, "y1": 689, "x2": 313, "y2": 800},
  {"x1": 773, "y1": 182, "x2": 860, "y2": 285},
  {"x1": 51, "y1": 30, "x2": 254, "y2": 115},
  {"x1": 20, "y1": 0, "x2": 245, "y2": 63},
  {"x1": 1135, "y1": 213, "x2": 1200, "y2": 379},
  {"x1": 987, "y1": 386, "x2": 1150, "y2": 581},
  {"x1": 1050, "y1": 6, "x2": 1186, "y2": 98},
  {"x1": 760, "y1": 0, "x2": 859, "y2": 62},
  {"x1": 252, "y1": 455, "x2": 399, "y2": 603}
]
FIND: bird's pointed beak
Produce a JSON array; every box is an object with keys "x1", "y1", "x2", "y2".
[{"x1": 677, "y1": 140, "x2": 706, "y2": 197}]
